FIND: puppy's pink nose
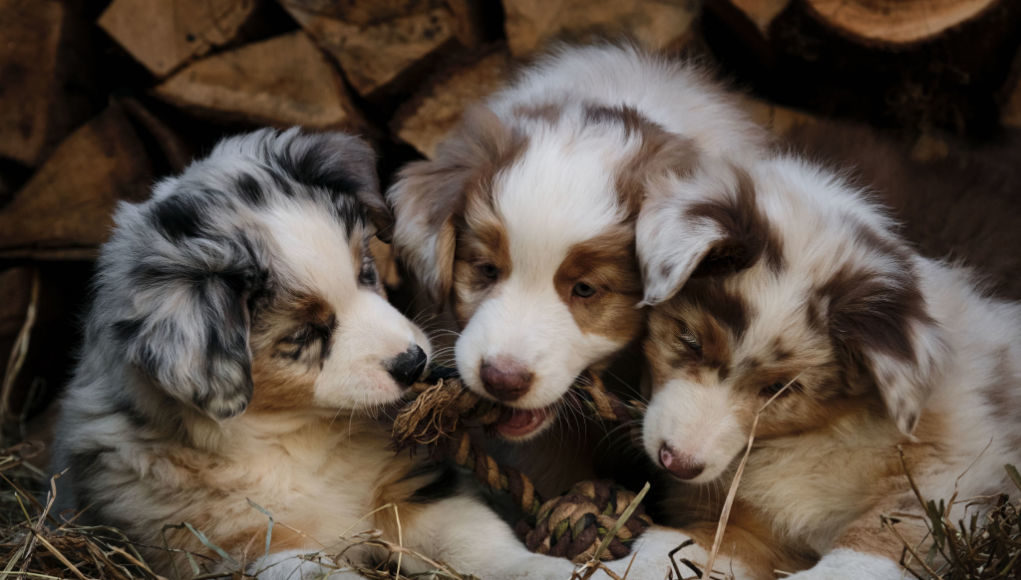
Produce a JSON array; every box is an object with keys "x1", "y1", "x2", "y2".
[
  {"x1": 659, "y1": 443, "x2": 705, "y2": 480},
  {"x1": 479, "y1": 357, "x2": 533, "y2": 402}
]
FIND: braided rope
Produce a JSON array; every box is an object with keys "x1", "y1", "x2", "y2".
[{"x1": 391, "y1": 373, "x2": 652, "y2": 562}]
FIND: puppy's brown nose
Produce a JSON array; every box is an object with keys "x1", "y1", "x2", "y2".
[
  {"x1": 659, "y1": 443, "x2": 705, "y2": 480},
  {"x1": 479, "y1": 357, "x2": 533, "y2": 401}
]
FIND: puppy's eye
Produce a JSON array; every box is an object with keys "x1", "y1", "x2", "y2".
[
  {"x1": 760, "y1": 380, "x2": 799, "y2": 399},
  {"x1": 572, "y1": 282, "x2": 597, "y2": 298},
  {"x1": 358, "y1": 256, "x2": 378, "y2": 287},
  {"x1": 677, "y1": 323, "x2": 702, "y2": 353},
  {"x1": 475, "y1": 262, "x2": 500, "y2": 281},
  {"x1": 278, "y1": 320, "x2": 333, "y2": 360}
]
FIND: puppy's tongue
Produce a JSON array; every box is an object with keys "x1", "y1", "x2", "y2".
[{"x1": 496, "y1": 407, "x2": 549, "y2": 437}]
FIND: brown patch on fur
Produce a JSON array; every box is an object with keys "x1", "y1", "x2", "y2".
[
  {"x1": 983, "y1": 351, "x2": 1019, "y2": 424},
  {"x1": 393, "y1": 106, "x2": 526, "y2": 304},
  {"x1": 451, "y1": 203, "x2": 512, "y2": 326},
  {"x1": 681, "y1": 500, "x2": 818, "y2": 580},
  {"x1": 513, "y1": 102, "x2": 563, "y2": 124},
  {"x1": 683, "y1": 279, "x2": 750, "y2": 338},
  {"x1": 248, "y1": 293, "x2": 335, "y2": 411},
  {"x1": 552, "y1": 225, "x2": 644, "y2": 343},
  {"x1": 686, "y1": 168, "x2": 784, "y2": 277},
  {"x1": 816, "y1": 264, "x2": 931, "y2": 364},
  {"x1": 582, "y1": 104, "x2": 701, "y2": 218}
]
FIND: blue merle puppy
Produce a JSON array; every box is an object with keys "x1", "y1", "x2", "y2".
[{"x1": 50, "y1": 129, "x2": 589, "y2": 579}]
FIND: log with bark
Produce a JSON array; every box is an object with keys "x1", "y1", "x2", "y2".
[
  {"x1": 503, "y1": 0, "x2": 698, "y2": 57},
  {"x1": 153, "y1": 31, "x2": 364, "y2": 130},
  {"x1": 0, "y1": 103, "x2": 153, "y2": 259},
  {"x1": 98, "y1": 0, "x2": 265, "y2": 78},
  {"x1": 283, "y1": 0, "x2": 482, "y2": 98},
  {"x1": 0, "y1": 0, "x2": 96, "y2": 167},
  {"x1": 704, "y1": 0, "x2": 1021, "y2": 134}
]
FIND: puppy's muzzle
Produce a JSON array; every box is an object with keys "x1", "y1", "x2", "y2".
[{"x1": 386, "y1": 345, "x2": 429, "y2": 387}]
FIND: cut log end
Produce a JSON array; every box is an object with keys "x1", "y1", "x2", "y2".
[{"x1": 806, "y1": 0, "x2": 1001, "y2": 45}]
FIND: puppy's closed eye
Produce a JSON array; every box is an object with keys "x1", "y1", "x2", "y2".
[{"x1": 277, "y1": 318, "x2": 335, "y2": 361}]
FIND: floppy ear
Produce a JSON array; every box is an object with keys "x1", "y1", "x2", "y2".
[
  {"x1": 387, "y1": 106, "x2": 516, "y2": 305},
  {"x1": 637, "y1": 163, "x2": 778, "y2": 306},
  {"x1": 104, "y1": 192, "x2": 267, "y2": 420},
  {"x1": 268, "y1": 128, "x2": 392, "y2": 239},
  {"x1": 819, "y1": 265, "x2": 946, "y2": 435}
]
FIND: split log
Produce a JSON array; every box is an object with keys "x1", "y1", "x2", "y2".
[
  {"x1": 278, "y1": 0, "x2": 433, "y2": 27},
  {"x1": 1001, "y1": 49, "x2": 1021, "y2": 129},
  {"x1": 0, "y1": 0, "x2": 94, "y2": 166},
  {"x1": 805, "y1": 0, "x2": 1000, "y2": 46},
  {"x1": 704, "y1": 0, "x2": 1021, "y2": 134},
  {"x1": 0, "y1": 103, "x2": 152, "y2": 259},
  {"x1": 392, "y1": 49, "x2": 512, "y2": 158},
  {"x1": 716, "y1": 0, "x2": 1004, "y2": 46},
  {"x1": 153, "y1": 32, "x2": 363, "y2": 130},
  {"x1": 284, "y1": 2, "x2": 470, "y2": 97},
  {"x1": 98, "y1": 0, "x2": 264, "y2": 78},
  {"x1": 502, "y1": 0, "x2": 698, "y2": 57}
]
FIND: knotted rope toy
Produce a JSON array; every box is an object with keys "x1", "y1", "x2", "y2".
[{"x1": 391, "y1": 371, "x2": 651, "y2": 563}]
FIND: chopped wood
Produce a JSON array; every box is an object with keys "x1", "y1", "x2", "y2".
[
  {"x1": 153, "y1": 31, "x2": 363, "y2": 130},
  {"x1": 740, "y1": 98, "x2": 819, "y2": 137},
  {"x1": 98, "y1": 0, "x2": 264, "y2": 78},
  {"x1": 1001, "y1": 49, "x2": 1021, "y2": 129},
  {"x1": 502, "y1": 0, "x2": 698, "y2": 57},
  {"x1": 278, "y1": 0, "x2": 434, "y2": 27},
  {"x1": 0, "y1": 0, "x2": 94, "y2": 166},
  {"x1": 805, "y1": 0, "x2": 1000, "y2": 46},
  {"x1": 706, "y1": 0, "x2": 1021, "y2": 134},
  {"x1": 286, "y1": 4, "x2": 465, "y2": 97},
  {"x1": 392, "y1": 49, "x2": 512, "y2": 158},
  {"x1": 725, "y1": 0, "x2": 791, "y2": 36},
  {"x1": 0, "y1": 103, "x2": 152, "y2": 257}
]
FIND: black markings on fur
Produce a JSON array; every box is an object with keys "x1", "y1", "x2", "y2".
[
  {"x1": 109, "y1": 395, "x2": 149, "y2": 429},
  {"x1": 112, "y1": 318, "x2": 144, "y2": 344},
  {"x1": 68, "y1": 447, "x2": 112, "y2": 513},
  {"x1": 276, "y1": 144, "x2": 362, "y2": 200},
  {"x1": 407, "y1": 463, "x2": 461, "y2": 503},
  {"x1": 235, "y1": 172, "x2": 266, "y2": 206},
  {"x1": 264, "y1": 166, "x2": 294, "y2": 197},
  {"x1": 150, "y1": 194, "x2": 206, "y2": 241}
]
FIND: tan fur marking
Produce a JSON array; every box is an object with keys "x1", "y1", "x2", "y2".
[
  {"x1": 452, "y1": 202, "x2": 511, "y2": 326},
  {"x1": 553, "y1": 225, "x2": 644, "y2": 343},
  {"x1": 248, "y1": 293, "x2": 335, "y2": 411}
]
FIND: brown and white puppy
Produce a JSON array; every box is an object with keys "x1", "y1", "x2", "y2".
[
  {"x1": 388, "y1": 44, "x2": 766, "y2": 441},
  {"x1": 637, "y1": 152, "x2": 1021, "y2": 578},
  {"x1": 50, "y1": 129, "x2": 628, "y2": 580}
]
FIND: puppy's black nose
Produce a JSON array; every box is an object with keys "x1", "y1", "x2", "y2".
[{"x1": 385, "y1": 345, "x2": 428, "y2": 387}]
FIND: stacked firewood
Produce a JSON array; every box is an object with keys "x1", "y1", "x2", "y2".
[{"x1": 0, "y1": 0, "x2": 1020, "y2": 432}]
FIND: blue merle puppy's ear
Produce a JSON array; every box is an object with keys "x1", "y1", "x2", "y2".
[
  {"x1": 101, "y1": 185, "x2": 267, "y2": 420},
  {"x1": 269, "y1": 129, "x2": 393, "y2": 240}
]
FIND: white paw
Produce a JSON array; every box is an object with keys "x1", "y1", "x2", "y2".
[
  {"x1": 596, "y1": 526, "x2": 756, "y2": 580},
  {"x1": 785, "y1": 549, "x2": 905, "y2": 580}
]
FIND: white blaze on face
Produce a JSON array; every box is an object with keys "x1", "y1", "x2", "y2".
[
  {"x1": 455, "y1": 130, "x2": 633, "y2": 411},
  {"x1": 265, "y1": 200, "x2": 431, "y2": 410}
]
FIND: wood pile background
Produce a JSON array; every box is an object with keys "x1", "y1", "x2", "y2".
[{"x1": 1, "y1": 0, "x2": 1020, "y2": 448}]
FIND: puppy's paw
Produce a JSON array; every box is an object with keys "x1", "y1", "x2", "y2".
[{"x1": 785, "y1": 549, "x2": 905, "y2": 580}]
